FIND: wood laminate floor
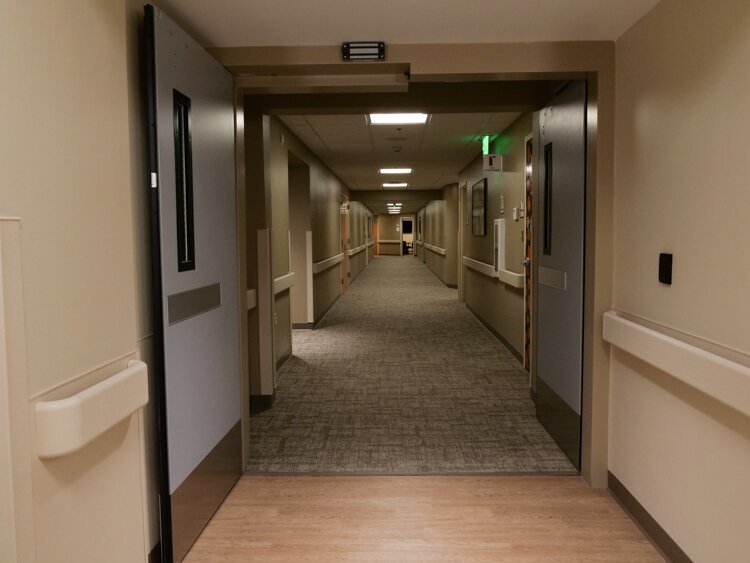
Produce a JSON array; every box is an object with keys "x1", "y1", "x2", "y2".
[{"x1": 185, "y1": 476, "x2": 663, "y2": 562}]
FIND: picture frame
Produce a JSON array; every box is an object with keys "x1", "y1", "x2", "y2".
[{"x1": 471, "y1": 178, "x2": 487, "y2": 236}]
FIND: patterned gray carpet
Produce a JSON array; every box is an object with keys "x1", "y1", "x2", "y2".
[{"x1": 247, "y1": 256, "x2": 575, "y2": 474}]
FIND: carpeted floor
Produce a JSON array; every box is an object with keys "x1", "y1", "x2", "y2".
[{"x1": 247, "y1": 256, "x2": 575, "y2": 474}]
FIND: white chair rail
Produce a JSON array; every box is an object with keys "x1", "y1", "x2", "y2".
[
  {"x1": 462, "y1": 256, "x2": 524, "y2": 288},
  {"x1": 423, "y1": 243, "x2": 446, "y2": 256},
  {"x1": 312, "y1": 253, "x2": 344, "y2": 274},
  {"x1": 603, "y1": 311, "x2": 750, "y2": 417}
]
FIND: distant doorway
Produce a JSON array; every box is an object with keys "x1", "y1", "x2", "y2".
[{"x1": 400, "y1": 218, "x2": 414, "y2": 256}]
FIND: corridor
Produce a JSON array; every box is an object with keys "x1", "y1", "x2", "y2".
[{"x1": 247, "y1": 256, "x2": 574, "y2": 473}]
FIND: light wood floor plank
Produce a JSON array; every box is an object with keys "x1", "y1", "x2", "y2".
[{"x1": 184, "y1": 476, "x2": 663, "y2": 562}]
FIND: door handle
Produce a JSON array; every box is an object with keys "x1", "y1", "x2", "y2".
[{"x1": 522, "y1": 258, "x2": 531, "y2": 268}]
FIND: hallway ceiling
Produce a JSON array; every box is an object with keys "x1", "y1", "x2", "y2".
[
  {"x1": 279, "y1": 112, "x2": 520, "y2": 191},
  {"x1": 156, "y1": 0, "x2": 660, "y2": 47}
]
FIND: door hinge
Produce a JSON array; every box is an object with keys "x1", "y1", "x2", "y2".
[{"x1": 150, "y1": 172, "x2": 158, "y2": 189}]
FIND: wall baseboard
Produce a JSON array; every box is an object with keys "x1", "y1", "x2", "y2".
[
  {"x1": 292, "y1": 322, "x2": 314, "y2": 330},
  {"x1": 275, "y1": 349, "x2": 292, "y2": 371},
  {"x1": 608, "y1": 471, "x2": 692, "y2": 563},
  {"x1": 313, "y1": 296, "x2": 339, "y2": 328},
  {"x1": 466, "y1": 304, "x2": 523, "y2": 363},
  {"x1": 249, "y1": 392, "x2": 275, "y2": 414}
]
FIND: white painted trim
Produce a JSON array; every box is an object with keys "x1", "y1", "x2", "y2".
[
  {"x1": 257, "y1": 229, "x2": 274, "y2": 395},
  {"x1": 416, "y1": 241, "x2": 424, "y2": 246},
  {"x1": 35, "y1": 361, "x2": 149, "y2": 459},
  {"x1": 306, "y1": 231, "x2": 314, "y2": 323},
  {"x1": 246, "y1": 289, "x2": 257, "y2": 311},
  {"x1": 424, "y1": 243, "x2": 446, "y2": 256},
  {"x1": 367, "y1": 241, "x2": 374, "y2": 247},
  {"x1": 603, "y1": 311, "x2": 750, "y2": 417},
  {"x1": 312, "y1": 252, "x2": 344, "y2": 274},
  {"x1": 347, "y1": 243, "x2": 368, "y2": 256},
  {"x1": 273, "y1": 272, "x2": 296, "y2": 294},
  {"x1": 462, "y1": 256, "x2": 524, "y2": 288},
  {"x1": 378, "y1": 239, "x2": 401, "y2": 244}
]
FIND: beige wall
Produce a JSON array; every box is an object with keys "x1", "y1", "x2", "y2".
[
  {"x1": 289, "y1": 164, "x2": 312, "y2": 325},
  {"x1": 418, "y1": 184, "x2": 458, "y2": 287},
  {"x1": 458, "y1": 114, "x2": 531, "y2": 356},
  {"x1": 348, "y1": 201, "x2": 372, "y2": 282},
  {"x1": 610, "y1": 1, "x2": 750, "y2": 560},
  {"x1": 376, "y1": 214, "x2": 403, "y2": 255},
  {"x1": 256, "y1": 117, "x2": 350, "y2": 323},
  {"x1": 1, "y1": 0, "x2": 149, "y2": 560},
  {"x1": 248, "y1": 115, "x2": 353, "y2": 360}
]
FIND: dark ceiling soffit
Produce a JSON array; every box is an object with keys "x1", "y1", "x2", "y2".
[{"x1": 242, "y1": 80, "x2": 561, "y2": 115}]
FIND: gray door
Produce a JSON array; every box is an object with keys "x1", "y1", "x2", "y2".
[
  {"x1": 533, "y1": 81, "x2": 586, "y2": 469},
  {"x1": 145, "y1": 6, "x2": 241, "y2": 561}
]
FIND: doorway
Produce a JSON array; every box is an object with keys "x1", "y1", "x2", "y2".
[
  {"x1": 532, "y1": 81, "x2": 587, "y2": 469},
  {"x1": 400, "y1": 217, "x2": 414, "y2": 256},
  {"x1": 340, "y1": 200, "x2": 350, "y2": 293},
  {"x1": 457, "y1": 183, "x2": 467, "y2": 302}
]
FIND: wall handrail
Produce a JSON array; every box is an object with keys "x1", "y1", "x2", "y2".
[
  {"x1": 312, "y1": 253, "x2": 343, "y2": 274},
  {"x1": 423, "y1": 243, "x2": 446, "y2": 256},
  {"x1": 35, "y1": 360, "x2": 149, "y2": 459},
  {"x1": 462, "y1": 256, "x2": 524, "y2": 288},
  {"x1": 603, "y1": 311, "x2": 750, "y2": 417},
  {"x1": 378, "y1": 239, "x2": 400, "y2": 244},
  {"x1": 347, "y1": 243, "x2": 368, "y2": 256},
  {"x1": 273, "y1": 272, "x2": 295, "y2": 294}
]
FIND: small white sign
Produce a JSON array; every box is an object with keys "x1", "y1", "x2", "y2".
[{"x1": 484, "y1": 154, "x2": 502, "y2": 172}]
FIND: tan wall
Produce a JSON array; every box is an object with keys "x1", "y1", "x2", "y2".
[
  {"x1": 260, "y1": 118, "x2": 349, "y2": 322},
  {"x1": 610, "y1": 1, "x2": 750, "y2": 560},
  {"x1": 420, "y1": 185, "x2": 458, "y2": 287},
  {"x1": 274, "y1": 291, "x2": 292, "y2": 364},
  {"x1": 377, "y1": 214, "x2": 402, "y2": 255},
  {"x1": 459, "y1": 114, "x2": 531, "y2": 356},
  {"x1": 256, "y1": 116, "x2": 352, "y2": 355},
  {"x1": 289, "y1": 164, "x2": 312, "y2": 325},
  {"x1": 1, "y1": 0, "x2": 149, "y2": 560},
  {"x1": 348, "y1": 201, "x2": 372, "y2": 282}
]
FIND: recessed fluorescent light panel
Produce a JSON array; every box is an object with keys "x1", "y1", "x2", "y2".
[
  {"x1": 383, "y1": 182, "x2": 408, "y2": 188},
  {"x1": 387, "y1": 201, "x2": 403, "y2": 214},
  {"x1": 369, "y1": 113, "x2": 429, "y2": 125},
  {"x1": 379, "y1": 168, "x2": 412, "y2": 175}
]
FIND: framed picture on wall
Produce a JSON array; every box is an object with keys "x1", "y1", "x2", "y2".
[{"x1": 472, "y1": 178, "x2": 487, "y2": 236}]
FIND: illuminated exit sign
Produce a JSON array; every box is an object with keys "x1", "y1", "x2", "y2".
[{"x1": 482, "y1": 135, "x2": 490, "y2": 156}]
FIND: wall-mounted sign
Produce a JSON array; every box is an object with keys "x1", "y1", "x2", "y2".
[{"x1": 484, "y1": 154, "x2": 502, "y2": 172}]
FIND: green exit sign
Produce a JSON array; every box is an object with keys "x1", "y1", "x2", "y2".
[{"x1": 482, "y1": 135, "x2": 490, "y2": 156}]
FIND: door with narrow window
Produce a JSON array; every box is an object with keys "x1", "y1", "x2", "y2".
[
  {"x1": 145, "y1": 6, "x2": 241, "y2": 561},
  {"x1": 533, "y1": 81, "x2": 586, "y2": 469}
]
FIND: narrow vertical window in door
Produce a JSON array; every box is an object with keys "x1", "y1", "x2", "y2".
[
  {"x1": 173, "y1": 90, "x2": 195, "y2": 272},
  {"x1": 543, "y1": 142, "x2": 553, "y2": 256}
]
